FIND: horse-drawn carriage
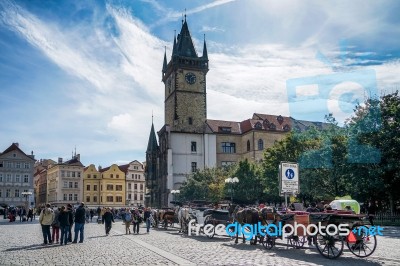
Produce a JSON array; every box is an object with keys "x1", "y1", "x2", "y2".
[
  {"x1": 202, "y1": 209, "x2": 231, "y2": 238},
  {"x1": 157, "y1": 208, "x2": 178, "y2": 229},
  {"x1": 260, "y1": 209, "x2": 377, "y2": 259}
]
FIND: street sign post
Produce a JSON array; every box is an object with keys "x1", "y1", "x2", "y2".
[{"x1": 279, "y1": 162, "x2": 299, "y2": 208}]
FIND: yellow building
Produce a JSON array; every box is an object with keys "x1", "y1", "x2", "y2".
[
  {"x1": 82, "y1": 164, "x2": 101, "y2": 207},
  {"x1": 99, "y1": 164, "x2": 126, "y2": 207}
]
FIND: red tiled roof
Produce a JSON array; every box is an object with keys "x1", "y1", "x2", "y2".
[{"x1": 205, "y1": 119, "x2": 241, "y2": 134}]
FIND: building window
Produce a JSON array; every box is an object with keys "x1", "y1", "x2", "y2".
[
  {"x1": 107, "y1": 184, "x2": 113, "y2": 190},
  {"x1": 116, "y1": 196, "x2": 122, "y2": 202},
  {"x1": 134, "y1": 194, "x2": 137, "y2": 200},
  {"x1": 63, "y1": 181, "x2": 68, "y2": 188},
  {"x1": 116, "y1": 185, "x2": 122, "y2": 191},
  {"x1": 218, "y1": 127, "x2": 231, "y2": 133},
  {"x1": 110, "y1": 174, "x2": 113, "y2": 178},
  {"x1": 191, "y1": 141, "x2": 197, "y2": 152},
  {"x1": 258, "y1": 139, "x2": 264, "y2": 150},
  {"x1": 69, "y1": 194, "x2": 73, "y2": 201},
  {"x1": 72, "y1": 172, "x2": 76, "y2": 177},
  {"x1": 61, "y1": 171, "x2": 65, "y2": 177},
  {"x1": 188, "y1": 117, "x2": 193, "y2": 125},
  {"x1": 0, "y1": 174, "x2": 2, "y2": 182},
  {"x1": 138, "y1": 175, "x2": 141, "y2": 180},
  {"x1": 247, "y1": 140, "x2": 250, "y2": 152},
  {"x1": 131, "y1": 174, "x2": 134, "y2": 179},
  {"x1": 24, "y1": 163, "x2": 30, "y2": 169},
  {"x1": 86, "y1": 196, "x2": 90, "y2": 202},
  {"x1": 86, "y1": 185, "x2": 90, "y2": 191},
  {"x1": 93, "y1": 175, "x2": 97, "y2": 179},
  {"x1": 0, "y1": 161, "x2": 3, "y2": 167},
  {"x1": 7, "y1": 162, "x2": 12, "y2": 168},
  {"x1": 74, "y1": 194, "x2": 78, "y2": 201},
  {"x1": 15, "y1": 175, "x2": 20, "y2": 183},
  {"x1": 94, "y1": 185, "x2": 98, "y2": 191},
  {"x1": 6, "y1": 174, "x2": 11, "y2": 182},
  {"x1": 78, "y1": 172, "x2": 81, "y2": 177},
  {"x1": 128, "y1": 194, "x2": 131, "y2": 200},
  {"x1": 140, "y1": 184, "x2": 143, "y2": 191},
  {"x1": 134, "y1": 184, "x2": 137, "y2": 190},
  {"x1": 74, "y1": 182, "x2": 78, "y2": 188},
  {"x1": 24, "y1": 175, "x2": 29, "y2": 183},
  {"x1": 106, "y1": 196, "x2": 113, "y2": 202},
  {"x1": 116, "y1": 174, "x2": 119, "y2": 178},
  {"x1": 140, "y1": 194, "x2": 143, "y2": 201},
  {"x1": 87, "y1": 174, "x2": 91, "y2": 178},
  {"x1": 222, "y1": 142, "x2": 236, "y2": 153},
  {"x1": 63, "y1": 194, "x2": 67, "y2": 201},
  {"x1": 128, "y1": 183, "x2": 131, "y2": 189},
  {"x1": 6, "y1": 189, "x2": 10, "y2": 197},
  {"x1": 67, "y1": 171, "x2": 70, "y2": 177},
  {"x1": 14, "y1": 189, "x2": 20, "y2": 197},
  {"x1": 191, "y1": 162, "x2": 197, "y2": 173},
  {"x1": 255, "y1": 122, "x2": 262, "y2": 129},
  {"x1": 93, "y1": 196, "x2": 97, "y2": 202},
  {"x1": 16, "y1": 162, "x2": 21, "y2": 169}
]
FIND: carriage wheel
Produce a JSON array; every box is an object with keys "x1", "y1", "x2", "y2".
[
  {"x1": 206, "y1": 227, "x2": 215, "y2": 239},
  {"x1": 315, "y1": 231, "x2": 344, "y2": 259},
  {"x1": 347, "y1": 225, "x2": 377, "y2": 257},
  {"x1": 261, "y1": 235, "x2": 275, "y2": 250}
]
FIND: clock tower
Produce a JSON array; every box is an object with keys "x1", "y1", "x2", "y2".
[{"x1": 162, "y1": 16, "x2": 209, "y2": 133}]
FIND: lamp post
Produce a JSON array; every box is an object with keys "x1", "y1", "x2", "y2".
[
  {"x1": 21, "y1": 191, "x2": 32, "y2": 211},
  {"x1": 225, "y1": 177, "x2": 239, "y2": 203},
  {"x1": 171, "y1": 190, "x2": 180, "y2": 205}
]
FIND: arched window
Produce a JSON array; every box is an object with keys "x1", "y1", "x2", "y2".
[
  {"x1": 258, "y1": 139, "x2": 264, "y2": 150},
  {"x1": 247, "y1": 140, "x2": 251, "y2": 152}
]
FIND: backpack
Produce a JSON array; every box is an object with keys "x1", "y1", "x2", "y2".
[{"x1": 125, "y1": 212, "x2": 132, "y2": 222}]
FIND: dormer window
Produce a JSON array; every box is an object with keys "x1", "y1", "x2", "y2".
[
  {"x1": 254, "y1": 122, "x2": 262, "y2": 129},
  {"x1": 269, "y1": 123, "x2": 276, "y2": 130},
  {"x1": 283, "y1": 124, "x2": 291, "y2": 131},
  {"x1": 277, "y1": 115, "x2": 284, "y2": 124},
  {"x1": 263, "y1": 119, "x2": 270, "y2": 128},
  {"x1": 219, "y1": 127, "x2": 231, "y2": 133}
]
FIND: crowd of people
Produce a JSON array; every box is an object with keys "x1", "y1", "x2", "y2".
[{"x1": 35, "y1": 203, "x2": 153, "y2": 246}]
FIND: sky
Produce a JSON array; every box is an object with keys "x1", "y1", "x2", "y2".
[{"x1": 1, "y1": 0, "x2": 399, "y2": 167}]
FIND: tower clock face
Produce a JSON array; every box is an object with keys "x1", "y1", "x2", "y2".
[{"x1": 185, "y1": 72, "x2": 196, "y2": 85}]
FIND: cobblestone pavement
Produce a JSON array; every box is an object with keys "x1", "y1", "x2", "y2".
[{"x1": 1, "y1": 217, "x2": 400, "y2": 265}]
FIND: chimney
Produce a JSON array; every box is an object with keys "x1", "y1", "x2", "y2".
[
  {"x1": 58, "y1": 157, "x2": 63, "y2": 164},
  {"x1": 14, "y1": 142, "x2": 19, "y2": 147}
]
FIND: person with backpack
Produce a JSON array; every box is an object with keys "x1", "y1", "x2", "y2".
[
  {"x1": 39, "y1": 204, "x2": 55, "y2": 245},
  {"x1": 124, "y1": 209, "x2": 133, "y2": 234},
  {"x1": 51, "y1": 207, "x2": 60, "y2": 244}
]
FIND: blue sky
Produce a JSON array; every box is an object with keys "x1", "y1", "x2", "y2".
[{"x1": 1, "y1": 0, "x2": 399, "y2": 167}]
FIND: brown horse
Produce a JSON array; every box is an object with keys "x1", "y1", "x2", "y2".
[{"x1": 231, "y1": 205, "x2": 263, "y2": 245}]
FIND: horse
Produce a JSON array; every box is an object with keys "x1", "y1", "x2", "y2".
[
  {"x1": 231, "y1": 205, "x2": 265, "y2": 245},
  {"x1": 176, "y1": 206, "x2": 191, "y2": 234}
]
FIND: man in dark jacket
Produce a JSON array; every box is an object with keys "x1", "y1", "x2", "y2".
[
  {"x1": 72, "y1": 202, "x2": 86, "y2": 243},
  {"x1": 58, "y1": 206, "x2": 73, "y2": 245},
  {"x1": 102, "y1": 208, "x2": 115, "y2": 235},
  {"x1": 67, "y1": 204, "x2": 74, "y2": 242}
]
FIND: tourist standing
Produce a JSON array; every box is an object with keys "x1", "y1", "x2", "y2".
[
  {"x1": 58, "y1": 206, "x2": 73, "y2": 245},
  {"x1": 51, "y1": 207, "x2": 60, "y2": 244},
  {"x1": 27, "y1": 208, "x2": 33, "y2": 222},
  {"x1": 39, "y1": 204, "x2": 54, "y2": 245},
  {"x1": 132, "y1": 208, "x2": 141, "y2": 234},
  {"x1": 102, "y1": 208, "x2": 114, "y2": 235},
  {"x1": 67, "y1": 204, "x2": 74, "y2": 242},
  {"x1": 73, "y1": 202, "x2": 86, "y2": 243}
]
